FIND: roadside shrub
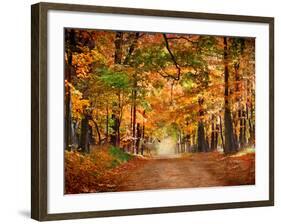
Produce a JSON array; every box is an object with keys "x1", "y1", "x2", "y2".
[{"x1": 65, "y1": 146, "x2": 133, "y2": 194}]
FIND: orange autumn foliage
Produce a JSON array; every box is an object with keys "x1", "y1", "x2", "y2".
[
  {"x1": 65, "y1": 149, "x2": 114, "y2": 194},
  {"x1": 65, "y1": 147, "x2": 139, "y2": 194}
]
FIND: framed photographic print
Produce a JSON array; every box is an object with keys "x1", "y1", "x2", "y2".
[{"x1": 31, "y1": 2, "x2": 274, "y2": 221}]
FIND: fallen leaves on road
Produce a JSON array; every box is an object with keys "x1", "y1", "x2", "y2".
[
  {"x1": 65, "y1": 149, "x2": 255, "y2": 194},
  {"x1": 182, "y1": 150, "x2": 255, "y2": 186}
]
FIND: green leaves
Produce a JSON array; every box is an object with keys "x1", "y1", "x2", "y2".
[
  {"x1": 97, "y1": 67, "x2": 131, "y2": 90},
  {"x1": 180, "y1": 72, "x2": 196, "y2": 91},
  {"x1": 230, "y1": 38, "x2": 245, "y2": 58},
  {"x1": 197, "y1": 36, "x2": 219, "y2": 55},
  {"x1": 132, "y1": 46, "x2": 171, "y2": 69}
]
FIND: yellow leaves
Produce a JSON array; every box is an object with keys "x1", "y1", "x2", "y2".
[
  {"x1": 65, "y1": 81, "x2": 90, "y2": 121},
  {"x1": 72, "y1": 49, "x2": 108, "y2": 78},
  {"x1": 65, "y1": 150, "x2": 99, "y2": 194},
  {"x1": 73, "y1": 97, "x2": 89, "y2": 119},
  {"x1": 90, "y1": 49, "x2": 108, "y2": 65}
]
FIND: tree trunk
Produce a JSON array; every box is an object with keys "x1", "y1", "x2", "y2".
[
  {"x1": 132, "y1": 77, "x2": 137, "y2": 153},
  {"x1": 142, "y1": 110, "x2": 145, "y2": 138},
  {"x1": 223, "y1": 37, "x2": 238, "y2": 154},
  {"x1": 117, "y1": 91, "x2": 121, "y2": 147},
  {"x1": 64, "y1": 85, "x2": 72, "y2": 151},
  {"x1": 110, "y1": 114, "x2": 119, "y2": 147},
  {"x1": 89, "y1": 126, "x2": 94, "y2": 145},
  {"x1": 234, "y1": 62, "x2": 240, "y2": 148},
  {"x1": 65, "y1": 29, "x2": 83, "y2": 151},
  {"x1": 92, "y1": 120, "x2": 101, "y2": 145},
  {"x1": 215, "y1": 123, "x2": 219, "y2": 150},
  {"x1": 206, "y1": 135, "x2": 210, "y2": 152},
  {"x1": 136, "y1": 123, "x2": 141, "y2": 154},
  {"x1": 132, "y1": 97, "x2": 137, "y2": 153},
  {"x1": 123, "y1": 32, "x2": 140, "y2": 65},
  {"x1": 71, "y1": 121, "x2": 79, "y2": 148},
  {"x1": 197, "y1": 122, "x2": 208, "y2": 152},
  {"x1": 112, "y1": 32, "x2": 123, "y2": 147},
  {"x1": 224, "y1": 108, "x2": 237, "y2": 153},
  {"x1": 186, "y1": 134, "x2": 191, "y2": 152},
  {"x1": 211, "y1": 115, "x2": 216, "y2": 151},
  {"x1": 219, "y1": 115, "x2": 225, "y2": 151},
  {"x1": 130, "y1": 95, "x2": 133, "y2": 131},
  {"x1": 105, "y1": 102, "x2": 109, "y2": 143},
  {"x1": 141, "y1": 110, "x2": 145, "y2": 155},
  {"x1": 243, "y1": 110, "x2": 247, "y2": 146},
  {"x1": 197, "y1": 97, "x2": 208, "y2": 152},
  {"x1": 79, "y1": 114, "x2": 91, "y2": 153},
  {"x1": 247, "y1": 100, "x2": 255, "y2": 145},
  {"x1": 178, "y1": 130, "x2": 182, "y2": 153},
  {"x1": 192, "y1": 134, "x2": 196, "y2": 152},
  {"x1": 239, "y1": 109, "x2": 247, "y2": 148},
  {"x1": 114, "y1": 32, "x2": 123, "y2": 64}
]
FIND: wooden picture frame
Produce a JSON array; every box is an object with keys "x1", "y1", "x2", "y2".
[{"x1": 31, "y1": 2, "x2": 274, "y2": 221}]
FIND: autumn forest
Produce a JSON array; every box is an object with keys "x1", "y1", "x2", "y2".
[{"x1": 64, "y1": 28, "x2": 255, "y2": 194}]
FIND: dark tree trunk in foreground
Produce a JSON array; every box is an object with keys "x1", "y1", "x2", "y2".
[
  {"x1": 79, "y1": 114, "x2": 91, "y2": 153},
  {"x1": 64, "y1": 29, "x2": 96, "y2": 151},
  {"x1": 223, "y1": 37, "x2": 238, "y2": 153},
  {"x1": 64, "y1": 29, "x2": 76, "y2": 151},
  {"x1": 197, "y1": 97, "x2": 208, "y2": 152},
  {"x1": 234, "y1": 62, "x2": 240, "y2": 146},
  {"x1": 65, "y1": 87, "x2": 72, "y2": 150},
  {"x1": 210, "y1": 114, "x2": 217, "y2": 151},
  {"x1": 197, "y1": 122, "x2": 208, "y2": 152},
  {"x1": 224, "y1": 110, "x2": 237, "y2": 153}
]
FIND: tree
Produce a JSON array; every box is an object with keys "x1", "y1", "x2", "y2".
[
  {"x1": 64, "y1": 29, "x2": 76, "y2": 151},
  {"x1": 79, "y1": 111, "x2": 92, "y2": 153},
  {"x1": 223, "y1": 37, "x2": 238, "y2": 153},
  {"x1": 197, "y1": 97, "x2": 209, "y2": 152}
]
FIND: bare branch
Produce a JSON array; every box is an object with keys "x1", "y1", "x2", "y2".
[{"x1": 162, "y1": 34, "x2": 181, "y2": 81}]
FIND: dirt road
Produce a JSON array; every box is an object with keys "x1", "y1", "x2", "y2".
[{"x1": 117, "y1": 154, "x2": 231, "y2": 191}]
